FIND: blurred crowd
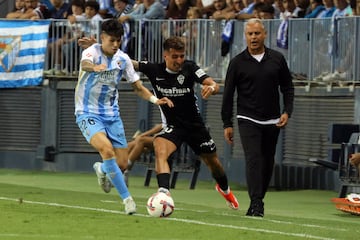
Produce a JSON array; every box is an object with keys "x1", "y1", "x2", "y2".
[
  {"x1": 3, "y1": 0, "x2": 360, "y2": 76},
  {"x1": 5, "y1": 0, "x2": 360, "y2": 23}
]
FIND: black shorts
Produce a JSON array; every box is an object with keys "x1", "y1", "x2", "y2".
[{"x1": 155, "y1": 124, "x2": 217, "y2": 155}]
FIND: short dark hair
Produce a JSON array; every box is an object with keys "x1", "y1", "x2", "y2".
[
  {"x1": 101, "y1": 19, "x2": 124, "y2": 37},
  {"x1": 114, "y1": 0, "x2": 129, "y2": 4},
  {"x1": 72, "y1": 0, "x2": 85, "y2": 10},
  {"x1": 312, "y1": 0, "x2": 323, "y2": 4},
  {"x1": 259, "y1": 3, "x2": 275, "y2": 14},
  {"x1": 253, "y1": 2, "x2": 266, "y2": 11},
  {"x1": 85, "y1": 0, "x2": 100, "y2": 12},
  {"x1": 163, "y1": 36, "x2": 185, "y2": 51}
]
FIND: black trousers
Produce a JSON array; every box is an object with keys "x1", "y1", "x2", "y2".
[{"x1": 237, "y1": 119, "x2": 280, "y2": 202}]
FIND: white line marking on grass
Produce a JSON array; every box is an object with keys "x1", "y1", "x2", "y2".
[
  {"x1": 219, "y1": 212, "x2": 349, "y2": 232},
  {"x1": 175, "y1": 208, "x2": 208, "y2": 213},
  {"x1": 167, "y1": 217, "x2": 337, "y2": 240},
  {"x1": 0, "y1": 196, "x2": 128, "y2": 215},
  {"x1": 249, "y1": 217, "x2": 348, "y2": 231},
  {"x1": 100, "y1": 200, "x2": 118, "y2": 203},
  {"x1": 0, "y1": 197, "x2": 336, "y2": 240},
  {"x1": 150, "y1": 199, "x2": 359, "y2": 234}
]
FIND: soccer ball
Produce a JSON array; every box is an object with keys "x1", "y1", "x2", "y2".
[{"x1": 146, "y1": 192, "x2": 175, "y2": 217}]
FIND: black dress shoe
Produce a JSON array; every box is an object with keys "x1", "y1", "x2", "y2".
[{"x1": 246, "y1": 200, "x2": 264, "y2": 217}]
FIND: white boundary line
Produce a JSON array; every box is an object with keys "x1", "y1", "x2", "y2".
[
  {"x1": 0, "y1": 197, "x2": 337, "y2": 240},
  {"x1": 101, "y1": 199, "x2": 350, "y2": 232},
  {"x1": 217, "y1": 212, "x2": 349, "y2": 232}
]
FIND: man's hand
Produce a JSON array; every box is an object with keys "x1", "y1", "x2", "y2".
[
  {"x1": 276, "y1": 113, "x2": 289, "y2": 128},
  {"x1": 201, "y1": 85, "x2": 216, "y2": 99},
  {"x1": 68, "y1": 15, "x2": 77, "y2": 24},
  {"x1": 78, "y1": 36, "x2": 97, "y2": 49},
  {"x1": 224, "y1": 127, "x2": 234, "y2": 145},
  {"x1": 200, "y1": 78, "x2": 219, "y2": 99},
  {"x1": 156, "y1": 97, "x2": 174, "y2": 108},
  {"x1": 118, "y1": 15, "x2": 130, "y2": 23}
]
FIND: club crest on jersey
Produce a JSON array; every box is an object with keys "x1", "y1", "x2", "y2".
[{"x1": 177, "y1": 74, "x2": 185, "y2": 85}]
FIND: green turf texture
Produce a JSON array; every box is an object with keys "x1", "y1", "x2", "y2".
[{"x1": 0, "y1": 169, "x2": 358, "y2": 240}]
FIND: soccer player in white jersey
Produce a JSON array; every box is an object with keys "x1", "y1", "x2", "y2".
[{"x1": 74, "y1": 19, "x2": 173, "y2": 215}]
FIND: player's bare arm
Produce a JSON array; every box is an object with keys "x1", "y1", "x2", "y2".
[
  {"x1": 19, "y1": 9, "x2": 38, "y2": 19},
  {"x1": 140, "y1": 124, "x2": 163, "y2": 137},
  {"x1": 81, "y1": 60, "x2": 106, "y2": 72},
  {"x1": 201, "y1": 77, "x2": 219, "y2": 99},
  {"x1": 6, "y1": 11, "x2": 24, "y2": 19},
  {"x1": 131, "y1": 81, "x2": 174, "y2": 108},
  {"x1": 78, "y1": 37, "x2": 97, "y2": 49},
  {"x1": 131, "y1": 60, "x2": 139, "y2": 71}
]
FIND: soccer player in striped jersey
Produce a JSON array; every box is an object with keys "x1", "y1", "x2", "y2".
[{"x1": 75, "y1": 19, "x2": 173, "y2": 215}]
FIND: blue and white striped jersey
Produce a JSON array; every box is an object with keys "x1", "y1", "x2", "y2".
[{"x1": 75, "y1": 43, "x2": 139, "y2": 117}]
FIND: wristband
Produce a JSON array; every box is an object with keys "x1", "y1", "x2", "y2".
[{"x1": 149, "y1": 95, "x2": 159, "y2": 104}]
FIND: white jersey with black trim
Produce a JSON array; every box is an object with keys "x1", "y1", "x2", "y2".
[{"x1": 75, "y1": 43, "x2": 139, "y2": 117}]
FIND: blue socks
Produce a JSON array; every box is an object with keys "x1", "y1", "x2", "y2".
[{"x1": 101, "y1": 159, "x2": 130, "y2": 200}]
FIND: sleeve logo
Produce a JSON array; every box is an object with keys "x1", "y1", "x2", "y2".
[{"x1": 195, "y1": 69, "x2": 206, "y2": 78}]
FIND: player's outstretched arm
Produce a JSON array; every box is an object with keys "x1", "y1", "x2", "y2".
[
  {"x1": 131, "y1": 81, "x2": 174, "y2": 108},
  {"x1": 81, "y1": 60, "x2": 106, "y2": 72},
  {"x1": 140, "y1": 124, "x2": 163, "y2": 137},
  {"x1": 131, "y1": 60, "x2": 139, "y2": 71},
  {"x1": 78, "y1": 36, "x2": 97, "y2": 49},
  {"x1": 201, "y1": 77, "x2": 219, "y2": 99}
]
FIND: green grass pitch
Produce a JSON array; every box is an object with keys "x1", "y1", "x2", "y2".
[{"x1": 0, "y1": 169, "x2": 358, "y2": 240}]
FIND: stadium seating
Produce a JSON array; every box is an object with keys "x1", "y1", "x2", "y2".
[
  {"x1": 338, "y1": 143, "x2": 360, "y2": 197},
  {"x1": 309, "y1": 123, "x2": 360, "y2": 196},
  {"x1": 309, "y1": 123, "x2": 360, "y2": 170}
]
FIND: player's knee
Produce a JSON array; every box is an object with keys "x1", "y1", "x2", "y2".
[
  {"x1": 137, "y1": 137, "x2": 148, "y2": 145},
  {"x1": 99, "y1": 147, "x2": 115, "y2": 160}
]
